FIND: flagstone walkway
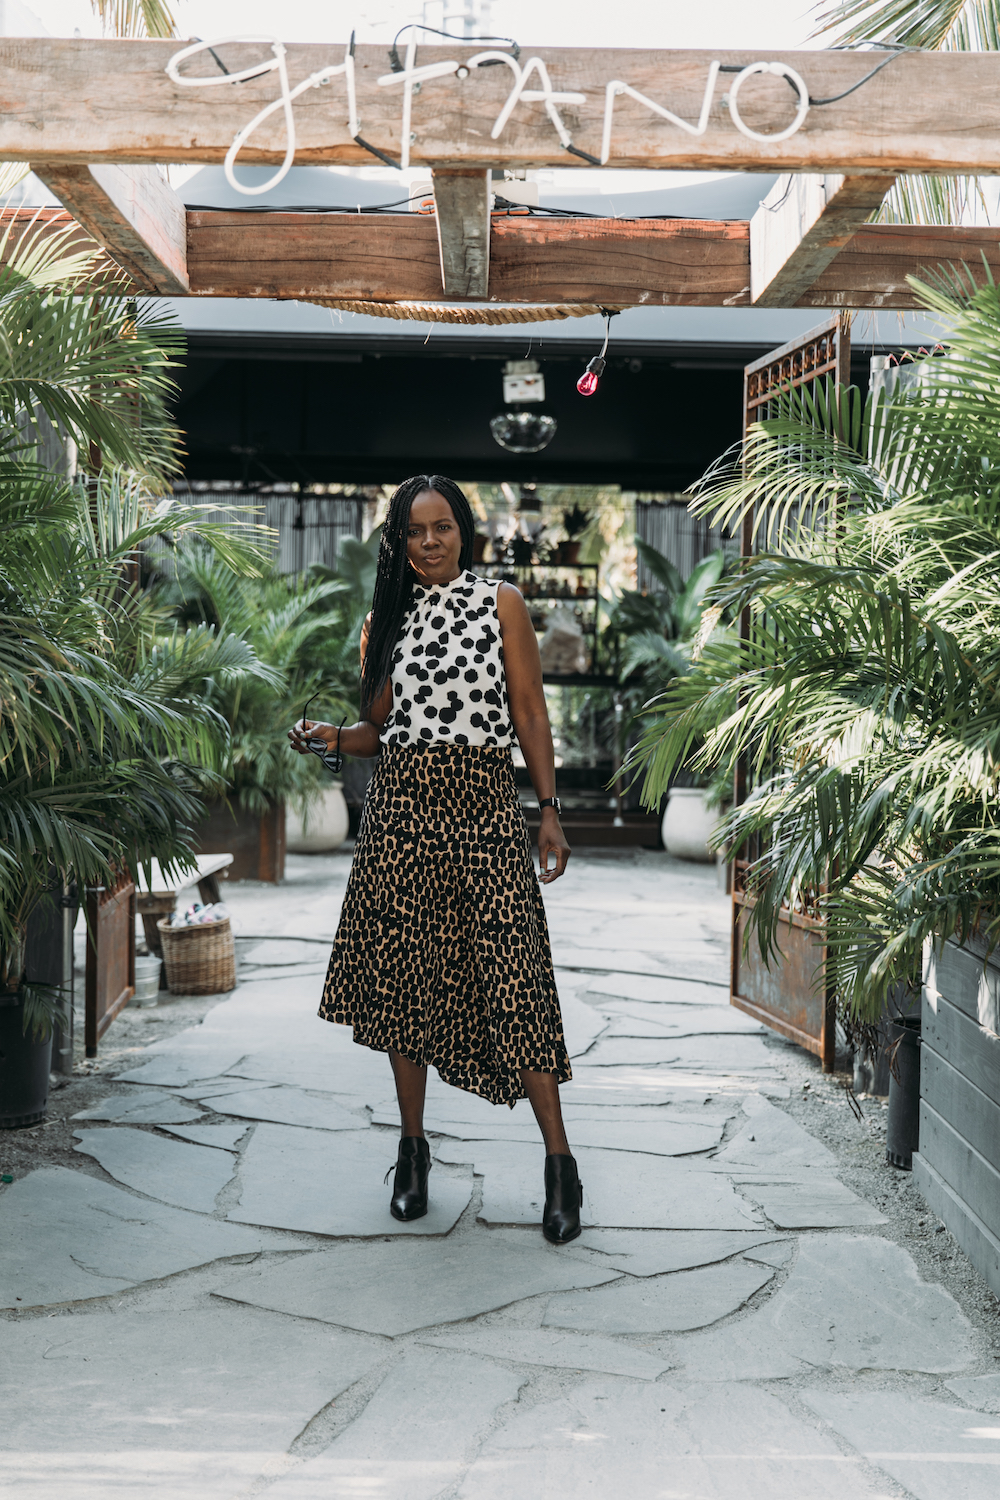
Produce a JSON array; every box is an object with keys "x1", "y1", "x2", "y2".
[{"x1": 2, "y1": 848, "x2": 999, "y2": 1498}]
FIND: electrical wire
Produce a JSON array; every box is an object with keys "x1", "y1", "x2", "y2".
[
  {"x1": 718, "y1": 43, "x2": 911, "y2": 108},
  {"x1": 388, "y1": 23, "x2": 519, "y2": 72}
]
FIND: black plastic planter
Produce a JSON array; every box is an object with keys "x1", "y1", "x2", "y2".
[
  {"x1": 0, "y1": 996, "x2": 52, "y2": 1128},
  {"x1": 886, "y1": 1016, "x2": 921, "y2": 1170}
]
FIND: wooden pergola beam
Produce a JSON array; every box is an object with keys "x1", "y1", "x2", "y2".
[
  {"x1": 750, "y1": 173, "x2": 896, "y2": 306},
  {"x1": 4, "y1": 39, "x2": 1000, "y2": 174},
  {"x1": 7, "y1": 204, "x2": 999, "y2": 311},
  {"x1": 432, "y1": 170, "x2": 491, "y2": 299},
  {"x1": 799, "y1": 224, "x2": 1000, "y2": 308},
  {"x1": 0, "y1": 206, "x2": 129, "y2": 285},
  {"x1": 184, "y1": 213, "x2": 752, "y2": 305},
  {"x1": 32, "y1": 164, "x2": 188, "y2": 294}
]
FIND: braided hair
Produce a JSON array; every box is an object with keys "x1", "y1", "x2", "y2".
[{"x1": 361, "y1": 474, "x2": 476, "y2": 713}]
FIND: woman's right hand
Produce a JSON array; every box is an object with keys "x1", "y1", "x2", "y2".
[{"x1": 287, "y1": 718, "x2": 337, "y2": 755}]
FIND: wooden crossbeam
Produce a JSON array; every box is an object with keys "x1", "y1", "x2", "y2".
[
  {"x1": 4, "y1": 39, "x2": 1000, "y2": 174},
  {"x1": 33, "y1": 164, "x2": 188, "y2": 294},
  {"x1": 184, "y1": 213, "x2": 751, "y2": 305},
  {"x1": 8, "y1": 203, "x2": 999, "y2": 311},
  {"x1": 0, "y1": 205, "x2": 124, "y2": 284},
  {"x1": 799, "y1": 224, "x2": 1000, "y2": 308},
  {"x1": 432, "y1": 170, "x2": 490, "y2": 298},
  {"x1": 750, "y1": 173, "x2": 896, "y2": 306}
]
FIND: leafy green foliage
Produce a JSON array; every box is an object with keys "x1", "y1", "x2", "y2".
[
  {"x1": 153, "y1": 531, "x2": 373, "y2": 816},
  {"x1": 811, "y1": 0, "x2": 1000, "y2": 226},
  {"x1": 628, "y1": 268, "x2": 1000, "y2": 1021},
  {"x1": 0, "y1": 201, "x2": 270, "y2": 989}
]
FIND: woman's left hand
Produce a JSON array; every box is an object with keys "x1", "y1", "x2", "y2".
[{"x1": 538, "y1": 809, "x2": 571, "y2": 884}]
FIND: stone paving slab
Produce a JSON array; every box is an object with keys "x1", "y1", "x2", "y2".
[
  {"x1": 227, "y1": 1124, "x2": 473, "y2": 1236},
  {"x1": 158, "y1": 1122, "x2": 251, "y2": 1150},
  {"x1": 578, "y1": 1035, "x2": 780, "y2": 1073},
  {"x1": 557, "y1": 1068, "x2": 713, "y2": 1106},
  {"x1": 710, "y1": 1092, "x2": 839, "y2": 1173},
  {"x1": 427, "y1": 1116, "x2": 723, "y2": 1156},
  {"x1": 802, "y1": 1390, "x2": 1000, "y2": 1500},
  {"x1": 262, "y1": 1348, "x2": 524, "y2": 1500},
  {"x1": 672, "y1": 1234, "x2": 973, "y2": 1378},
  {"x1": 734, "y1": 1177, "x2": 887, "y2": 1228},
  {"x1": 456, "y1": 1379, "x2": 889, "y2": 1499},
  {"x1": 434, "y1": 1139, "x2": 763, "y2": 1229},
  {"x1": 0, "y1": 1167, "x2": 297, "y2": 1309},
  {"x1": 945, "y1": 1374, "x2": 1000, "y2": 1412},
  {"x1": 73, "y1": 1127, "x2": 235, "y2": 1214},
  {"x1": 557, "y1": 990, "x2": 611, "y2": 1057},
  {"x1": 199, "y1": 1084, "x2": 364, "y2": 1131},
  {"x1": 602, "y1": 1005, "x2": 766, "y2": 1037},
  {"x1": 584, "y1": 972, "x2": 731, "y2": 1006},
  {"x1": 543, "y1": 1258, "x2": 774, "y2": 1333},
  {"x1": 417, "y1": 1329, "x2": 673, "y2": 1380},
  {"x1": 0, "y1": 1304, "x2": 385, "y2": 1500},
  {"x1": 573, "y1": 1228, "x2": 786, "y2": 1277},
  {"x1": 71, "y1": 1090, "x2": 206, "y2": 1125},
  {"x1": 171, "y1": 1078, "x2": 279, "y2": 1100},
  {"x1": 215, "y1": 1235, "x2": 619, "y2": 1335}
]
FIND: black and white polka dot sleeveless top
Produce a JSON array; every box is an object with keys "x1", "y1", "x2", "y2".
[{"x1": 380, "y1": 571, "x2": 514, "y2": 748}]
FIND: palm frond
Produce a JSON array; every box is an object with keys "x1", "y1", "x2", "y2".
[{"x1": 92, "y1": 0, "x2": 177, "y2": 39}]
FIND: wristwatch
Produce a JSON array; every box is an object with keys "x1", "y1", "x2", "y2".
[{"x1": 539, "y1": 797, "x2": 562, "y2": 816}]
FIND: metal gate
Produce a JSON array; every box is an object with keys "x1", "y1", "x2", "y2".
[{"x1": 729, "y1": 314, "x2": 850, "y2": 1071}]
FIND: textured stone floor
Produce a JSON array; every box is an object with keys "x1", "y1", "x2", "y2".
[{"x1": 1, "y1": 848, "x2": 997, "y2": 1498}]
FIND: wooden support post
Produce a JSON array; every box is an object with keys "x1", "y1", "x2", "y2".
[
  {"x1": 32, "y1": 163, "x2": 189, "y2": 295},
  {"x1": 750, "y1": 173, "x2": 896, "y2": 307},
  {"x1": 432, "y1": 169, "x2": 491, "y2": 299}
]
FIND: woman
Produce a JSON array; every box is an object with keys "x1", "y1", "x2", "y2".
[{"x1": 289, "y1": 475, "x2": 582, "y2": 1243}]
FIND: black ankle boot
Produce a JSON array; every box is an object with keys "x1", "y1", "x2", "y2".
[
  {"x1": 387, "y1": 1136, "x2": 431, "y2": 1221},
  {"x1": 542, "y1": 1153, "x2": 583, "y2": 1244}
]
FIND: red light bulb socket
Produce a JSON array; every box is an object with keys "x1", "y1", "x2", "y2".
[{"x1": 576, "y1": 355, "x2": 605, "y2": 397}]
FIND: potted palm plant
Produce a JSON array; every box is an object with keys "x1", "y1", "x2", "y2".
[
  {"x1": 626, "y1": 267, "x2": 1000, "y2": 1284},
  {"x1": 0, "y1": 176, "x2": 273, "y2": 1115}
]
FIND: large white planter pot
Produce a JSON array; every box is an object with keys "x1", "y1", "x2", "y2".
[
  {"x1": 661, "y1": 787, "x2": 715, "y2": 862},
  {"x1": 286, "y1": 786, "x2": 349, "y2": 853}
]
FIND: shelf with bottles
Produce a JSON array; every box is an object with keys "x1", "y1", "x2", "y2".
[{"x1": 479, "y1": 562, "x2": 598, "y2": 603}]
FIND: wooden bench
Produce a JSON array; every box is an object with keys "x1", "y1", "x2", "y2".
[{"x1": 135, "y1": 853, "x2": 233, "y2": 956}]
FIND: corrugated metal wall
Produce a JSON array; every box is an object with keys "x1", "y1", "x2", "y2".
[
  {"x1": 172, "y1": 488, "x2": 366, "y2": 574},
  {"x1": 634, "y1": 497, "x2": 738, "y2": 589}
]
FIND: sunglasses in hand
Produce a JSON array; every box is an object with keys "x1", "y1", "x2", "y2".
[{"x1": 298, "y1": 697, "x2": 345, "y2": 774}]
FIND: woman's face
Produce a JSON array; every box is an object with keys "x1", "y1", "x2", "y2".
[{"x1": 406, "y1": 489, "x2": 463, "y2": 588}]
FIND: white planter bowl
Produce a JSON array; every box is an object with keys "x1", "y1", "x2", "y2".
[
  {"x1": 286, "y1": 786, "x2": 349, "y2": 853},
  {"x1": 661, "y1": 787, "x2": 716, "y2": 863}
]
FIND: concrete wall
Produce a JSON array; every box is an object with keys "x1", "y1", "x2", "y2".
[{"x1": 914, "y1": 935, "x2": 1000, "y2": 1297}]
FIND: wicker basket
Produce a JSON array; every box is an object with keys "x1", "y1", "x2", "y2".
[{"x1": 156, "y1": 916, "x2": 236, "y2": 996}]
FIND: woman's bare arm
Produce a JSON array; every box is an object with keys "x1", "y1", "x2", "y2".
[
  {"x1": 287, "y1": 612, "x2": 390, "y2": 759},
  {"x1": 496, "y1": 582, "x2": 570, "y2": 884}
]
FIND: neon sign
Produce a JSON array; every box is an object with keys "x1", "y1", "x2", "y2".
[{"x1": 165, "y1": 37, "x2": 814, "y2": 195}]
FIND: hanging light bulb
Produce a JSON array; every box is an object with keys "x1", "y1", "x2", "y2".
[
  {"x1": 576, "y1": 311, "x2": 613, "y2": 397},
  {"x1": 576, "y1": 358, "x2": 604, "y2": 397}
]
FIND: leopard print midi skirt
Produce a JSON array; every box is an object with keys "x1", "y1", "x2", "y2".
[{"x1": 320, "y1": 743, "x2": 571, "y2": 1106}]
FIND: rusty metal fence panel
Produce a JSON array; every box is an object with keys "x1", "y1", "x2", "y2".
[
  {"x1": 730, "y1": 314, "x2": 850, "y2": 1072},
  {"x1": 85, "y1": 874, "x2": 135, "y2": 1057}
]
